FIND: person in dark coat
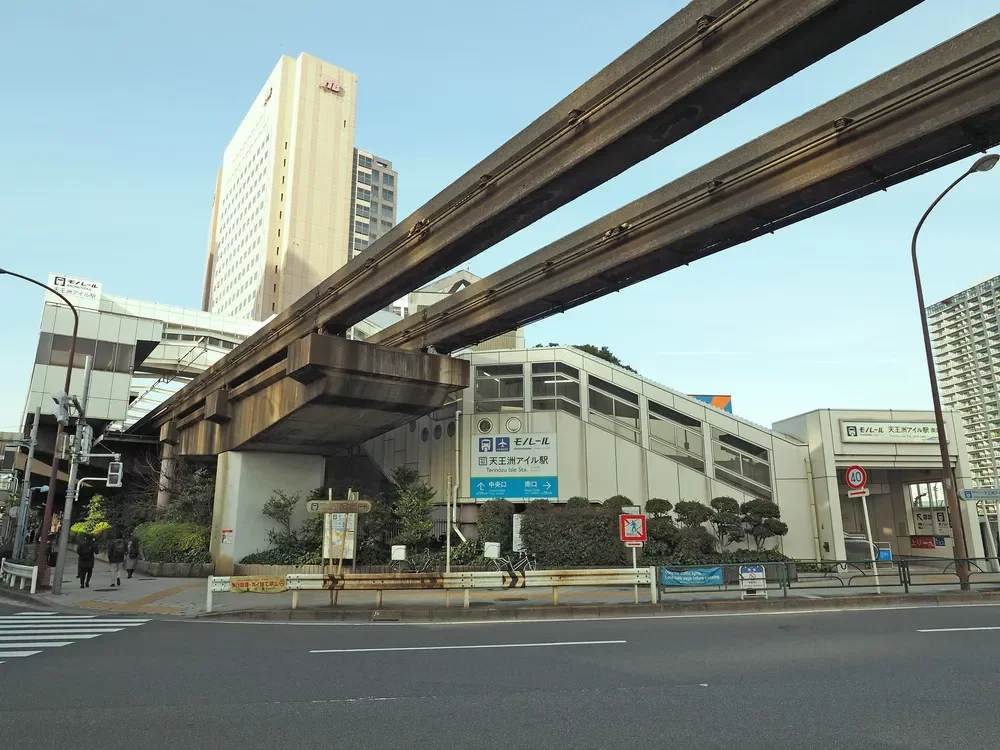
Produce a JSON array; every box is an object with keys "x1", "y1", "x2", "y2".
[
  {"x1": 125, "y1": 537, "x2": 140, "y2": 579},
  {"x1": 77, "y1": 536, "x2": 96, "y2": 588},
  {"x1": 107, "y1": 536, "x2": 126, "y2": 587}
]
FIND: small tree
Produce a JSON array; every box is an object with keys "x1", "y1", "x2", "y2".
[
  {"x1": 392, "y1": 468, "x2": 435, "y2": 546},
  {"x1": 645, "y1": 498, "x2": 673, "y2": 518},
  {"x1": 603, "y1": 495, "x2": 632, "y2": 514},
  {"x1": 709, "y1": 496, "x2": 745, "y2": 549},
  {"x1": 262, "y1": 490, "x2": 301, "y2": 548},
  {"x1": 740, "y1": 498, "x2": 787, "y2": 550},
  {"x1": 566, "y1": 496, "x2": 590, "y2": 511},
  {"x1": 673, "y1": 500, "x2": 712, "y2": 528}
]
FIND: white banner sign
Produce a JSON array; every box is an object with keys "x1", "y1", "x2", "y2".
[
  {"x1": 46, "y1": 273, "x2": 102, "y2": 310},
  {"x1": 840, "y1": 420, "x2": 938, "y2": 444}
]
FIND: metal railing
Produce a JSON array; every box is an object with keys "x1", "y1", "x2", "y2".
[{"x1": 1, "y1": 557, "x2": 38, "y2": 594}]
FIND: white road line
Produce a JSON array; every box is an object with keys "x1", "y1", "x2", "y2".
[
  {"x1": 0, "y1": 616, "x2": 97, "y2": 620},
  {"x1": 918, "y1": 626, "x2": 1000, "y2": 633},
  {"x1": 0, "y1": 618, "x2": 147, "y2": 623},
  {"x1": 12, "y1": 612, "x2": 56, "y2": 616},
  {"x1": 0, "y1": 651, "x2": 42, "y2": 658},
  {"x1": 0, "y1": 629, "x2": 124, "y2": 635},
  {"x1": 0, "y1": 634, "x2": 103, "y2": 641},
  {"x1": 311, "y1": 640, "x2": 627, "y2": 654},
  {"x1": 0, "y1": 622, "x2": 143, "y2": 628},
  {"x1": 0, "y1": 642, "x2": 72, "y2": 648}
]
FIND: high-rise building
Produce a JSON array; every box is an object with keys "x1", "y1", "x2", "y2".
[
  {"x1": 927, "y1": 274, "x2": 1000, "y2": 488},
  {"x1": 348, "y1": 149, "x2": 398, "y2": 260},
  {"x1": 202, "y1": 53, "x2": 359, "y2": 320}
]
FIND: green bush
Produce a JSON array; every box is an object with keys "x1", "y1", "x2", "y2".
[
  {"x1": 647, "y1": 516, "x2": 679, "y2": 546},
  {"x1": 566, "y1": 496, "x2": 590, "y2": 510},
  {"x1": 520, "y1": 508, "x2": 624, "y2": 567},
  {"x1": 674, "y1": 500, "x2": 712, "y2": 527},
  {"x1": 239, "y1": 548, "x2": 323, "y2": 565},
  {"x1": 477, "y1": 500, "x2": 514, "y2": 550},
  {"x1": 133, "y1": 521, "x2": 212, "y2": 564},
  {"x1": 641, "y1": 547, "x2": 791, "y2": 566},
  {"x1": 602, "y1": 495, "x2": 631, "y2": 514},
  {"x1": 645, "y1": 498, "x2": 672, "y2": 517}
]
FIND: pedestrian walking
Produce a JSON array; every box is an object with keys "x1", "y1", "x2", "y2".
[
  {"x1": 107, "y1": 535, "x2": 126, "y2": 587},
  {"x1": 77, "y1": 535, "x2": 96, "y2": 588},
  {"x1": 125, "y1": 537, "x2": 140, "y2": 579}
]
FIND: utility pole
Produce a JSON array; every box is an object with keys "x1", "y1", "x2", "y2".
[
  {"x1": 12, "y1": 407, "x2": 42, "y2": 561},
  {"x1": 52, "y1": 355, "x2": 93, "y2": 596}
]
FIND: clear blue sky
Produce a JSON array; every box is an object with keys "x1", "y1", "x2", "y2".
[{"x1": 2, "y1": 1, "x2": 998, "y2": 432}]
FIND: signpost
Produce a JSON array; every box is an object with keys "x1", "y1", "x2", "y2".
[
  {"x1": 319, "y1": 489, "x2": 369, "y2": 604},
  {"x1": 959, "y1": 489, "x2": 1000, "y2": 571},
  {"x1": 471, "y1": 433, "x2": 558, "y2": 500},
  {"x1": 307, "y1": 499, "x2": 372, "y2": 514},
  {"x1": 620, "y1": 514, "x2": 646, "y2": 604},
  {"x1": 739, "y1": 564, "x2": 767, "y2": 599},
  {"x1": 845, "y1": 465, "x2": 880, "y2": 594}
]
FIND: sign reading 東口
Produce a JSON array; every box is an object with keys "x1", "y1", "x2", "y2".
[
  {"x1": 472, "y1": 433, "x2": 558, "y2": 500},
  {"x1": 840, "y1": 421, "x2": 938, "y2": 444}
]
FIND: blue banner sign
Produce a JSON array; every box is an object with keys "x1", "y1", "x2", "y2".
[
  {"x1": 659, "y1": 566, "x2": 723, "y2": 587},
  {"x1": 471, "y1": 477, "x2": 559, "y2": 500}
]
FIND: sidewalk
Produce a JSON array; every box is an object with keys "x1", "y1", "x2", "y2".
[{"x1": 6, "y1": 552, "x2": 1000, "y2": 620}]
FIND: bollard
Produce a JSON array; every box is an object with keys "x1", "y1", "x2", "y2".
[
  {"x1": 648, "y1": 566, "x2": 657, "y2": 604},
  {"x1": 292, "y1": 590, "x2": 300, "y2": 610},
  {"x1": 463, "y1": 588, "x2": 470, "y2": 608},
  {"x1": 552, "y1": 586, "x2": 559, "y2": 606},
  {"x1": 206, "y1": 576, "x2": 214, "y2": 614},
  {"x1": 376, "y1": 590, "x2": 383, "y2": 608}
]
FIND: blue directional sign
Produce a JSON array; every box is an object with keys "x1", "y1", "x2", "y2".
[{"x1": 472, "y1": 432, "x2": 558, "y2": 500}]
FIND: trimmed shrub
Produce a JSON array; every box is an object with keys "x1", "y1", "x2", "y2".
[
  {"x1": 674, "y1": 501, "x2": 713, "y2": 528},
  {"x1": 645, "y1": 498, "x2": 673, "y2": 517},
  {"x1": 520, "y1": 508, "x2": 624, "y2": 567},
  {"x1": 133, "y1": 521, "x2": 212, "y2": 564},
  {"x1": 602, "y1": 495, "x2": 631, "y2": 514},
  {"x1": 477, "y1": 500, "x2": 514, "y2": 550},
  {"x1": 566, "y1": 496, "x2": 590, "y2": 510}
]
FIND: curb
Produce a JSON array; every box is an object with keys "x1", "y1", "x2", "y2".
[
  {"x1": 0, "y1": 587, "x2": 55, "y2": 610},
  {"x1": 195, "y1": 589, "x2": 1000, "y2": 623}
]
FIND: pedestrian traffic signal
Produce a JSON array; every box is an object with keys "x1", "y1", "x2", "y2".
[
  {"x1": 107, "y1": 461, "x2": 124, "y2": 488},
  {"x1": 52, "y1": 391, "x2": 71, "y2": 426}
]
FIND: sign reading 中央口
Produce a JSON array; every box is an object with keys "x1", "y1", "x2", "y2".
[
  {"x1": 472, "y1": 433, "x2": 558, "y2": 500},
  {"x1": 46, "y1": 273, "x2": 103, "y2": 311},
  {"x1": 840, "y1": 420, "x2": 938, "y2": 444}
]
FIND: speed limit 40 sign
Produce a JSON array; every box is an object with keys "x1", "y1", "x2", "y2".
[{"x1": 845, "y1": 465, "x2": 868, "y2": 490}]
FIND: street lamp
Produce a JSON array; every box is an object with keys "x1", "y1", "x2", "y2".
[
  {"x1": 910, "y1": 154, "x2": 998, "y2": 591},
  {"x1": 0, "y1": 269, "x2": 79, "y2": 585}
]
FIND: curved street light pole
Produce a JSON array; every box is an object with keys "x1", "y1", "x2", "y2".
[
  {"x1": 0, "y1": 269, "x2": 79, "y2": 586},
  {"x1": 911, "y1": 153, "x2": 999, "y2": 592}
]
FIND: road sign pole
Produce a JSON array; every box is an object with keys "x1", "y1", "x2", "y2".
[
  {"x1": 979, "y1": 502, "x2": 999, "y2": 573},
  {"x1": 860, "y1": 493, "x2": 881, "y2": 595},
  {"x1": 13, "y1": 407, "x2": 41, "y2": 562},
  {"x1": 631, "y1": 546, "x2": 638, "y2": 604}
]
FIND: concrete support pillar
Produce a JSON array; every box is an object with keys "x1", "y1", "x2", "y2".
[
  {"x1": 156, "y1": 442, "x2": 175, "y2": 508},
  {"x1": 210, "y1": 451, "x2": 326, "y2": 576}
]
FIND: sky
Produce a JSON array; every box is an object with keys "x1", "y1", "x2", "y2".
[{"x1": 1, "y1": 0, "x2": 998, "y2": 433}]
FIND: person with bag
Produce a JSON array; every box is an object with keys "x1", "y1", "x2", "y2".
[
  {"x1": 107, "y1": 536, "x2": 127, "y2": 587},
  {"x1": 77, "y1": 535, "x2": 96, "y2": 588},
  {"x1": 125, "y1": 537, "x2": 140, "y2": 579}
]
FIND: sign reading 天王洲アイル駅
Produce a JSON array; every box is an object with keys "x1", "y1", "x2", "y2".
[
  {"x1": 472, "y1": 433, "x2": 558, "y2": 500},
  {"x1": 46, "y1": 273, "x2": 102, "y2": 310},
  {"x1": 840, "y1": 421, "x2": 938, "y2": 444}
]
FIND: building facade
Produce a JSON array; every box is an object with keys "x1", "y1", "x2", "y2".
[
  {"x1": 349, "y1": 149, "x2": 399, "y2": 260},
  {"x1": 202, "y1": 53, "x2": 359, "y2": 320},
  {"x1": 927, "y1": 274, "x2": 1000, "y2": 488}
]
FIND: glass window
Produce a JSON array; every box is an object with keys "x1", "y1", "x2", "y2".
[
  {"x1": 588, "y1": 376, "x2": 639, "y2": 441},
  {"x1": 372, "y1": 170, "x2": 381, "y2": 182},
  {"x1": 381, "y1": 204, "x2": 393, "y2": 217},
  {"x1": 358, "y1": 154, "x2": 373, "y2": 169},
  {"x1": 94, "y1": 340, "x2": 117, "y2": 371},
  {"x1": 372, "y1": 186, "x2": 380, "y2": 200},
  {"x1": 114, "y1": 343, "x2": 134, "y2": 373},
  {"x1": 474, "y1": 364, "x2": 523, "y2": 413},
  {"x1": 908, "y1": 481, "x2": 946, "y2": 508},
  {"x1": 355, "y1": 204, "x2": 370, "y2": 219},
  {"x1": 357, "y1": 172, "x2": 372, "y2": 186},
  {"x1": 34, "y1": 332, "x2": 53, "y2": 366},
  {"x1": 383, "y1": 173, "x2": 395, "y2": 188},
  {"x1": 49, "y1": 334, "x2": 75, "y2": 367},
  {"x1": 382, "y1": 189, "x2": 394, "y2": 203},
  {"x1": 356, "y1": 187, "x2": 371, "y2": 202},
  {"x1": 381, "y1": 220, "x2": 393, "y2": 232},
  {"x1": 711, "y1": 428, "x2": 771, "y2": 497},
  {"x1": 588, "y1": 376, "x2": 638, "y2": 405},
  {"x1": 531, "y1": 362, "x2": 581, "y2": 417},
  {"x1": 711, "y1": 427, "x2": 768, "y2": 460},
  {"x1": 354, "y1": 220, "x2": 369, "y2": 235}
]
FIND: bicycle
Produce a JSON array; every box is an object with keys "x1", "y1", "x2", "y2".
[
  {"x1": 391, "y1": 548, "x2": 436, "y2": 574},
  {"x1": 492, "y1": 550, "x2": 538, "y2": 573}
]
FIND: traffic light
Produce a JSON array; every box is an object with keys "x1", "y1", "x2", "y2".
[
  {"x1": 77, "y1": 424, "x2": 94, "y2": 462},
  {"x1": 107, "y1": 461, "x2": 124, "y2": 488},
  {"x1": 52, "y1": 391, "x2": 70, "y2": 426}
]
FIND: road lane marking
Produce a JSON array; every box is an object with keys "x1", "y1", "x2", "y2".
[
  {"x1": 311, "y1": 640, "x2": 626, "y2": 653},
  {"x1": 0, "y1": 618, "x2": 148, "y2": 623},
  {"x1": 0, "y1": 651, "x2": 42, "y2": 658},
  {"x1": 0, "y1": 629, "x2": 125, "y2": 635},
  {"x1": 12, "y1": 612, "x2": 56, "y2": 616},
  {"x1": 918, "y1": 626, "x2": 1000, "y2": 633},
  {"x1": 0, "y1": 634, "x2": 102, "y2": 641},
  {"x1": 0, "y1": 642, "x2": 72, "y2": 648}
]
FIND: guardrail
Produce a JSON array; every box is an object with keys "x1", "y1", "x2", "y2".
[
  {"x1": 205, "y1": 567, "x2": 656, "y2": 613},
  {"x1": 1, "y1": 557, "x2": 39, "y2": 594}
]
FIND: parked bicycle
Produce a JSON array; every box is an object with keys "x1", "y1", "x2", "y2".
[
  {"x1": 491, "y1": 550, "x2": 538, "y2": 573},
  {"x1": 390, "y1": 547, "x2": 436, "y2": 574}
]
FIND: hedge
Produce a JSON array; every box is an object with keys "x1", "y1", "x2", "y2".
[
  {"x1": 133, "y1": 521, "x2": 212, "y2": 564},
  {"x1": 477, "y1": 500, "x2": 514, "y2": 550},
  {"x1": 520, "y1": 508, "x2": 625, "y2": 567}
]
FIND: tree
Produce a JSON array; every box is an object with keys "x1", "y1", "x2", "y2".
[
  {"x1": 740, "y1": 498, "x2": 788, "y2": 550},
  {"x1": 602, "y1": 495, "x2": 632, "y2": 514},
  {"x1": 391, "y1": 467, "x2": 436, "y2": 546},
  {"x1": 709, "y1": 496, "x2": 745, "y2": 549},
  {"x1": 566, "y1": 496, "x2": 590, "y2": 510},
  {"x1": 477, "y1": 499, "x2": 514, "y2": 549},
  {"x1": 673, "y1": 500, "x2": 712, "y2": 528},
  {"x1": 645, "y1": 498, "x2": 673, "y2": 517}
]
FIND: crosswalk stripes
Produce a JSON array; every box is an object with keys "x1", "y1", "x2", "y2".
[{"x1": 0, "y1": 612, "x2": 149, "y2": 663}]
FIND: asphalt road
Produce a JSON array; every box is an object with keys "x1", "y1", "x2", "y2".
[{"x1": 2, "y1": 598, "x2": 999, "y2": 749}]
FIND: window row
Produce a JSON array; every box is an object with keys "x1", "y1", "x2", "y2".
[
  {"x1": 35, "y1": 333, "x2": 134, "y2": 374},
  {"x1": 472, "y1": 362, "x2": 773, "y2": 496}
]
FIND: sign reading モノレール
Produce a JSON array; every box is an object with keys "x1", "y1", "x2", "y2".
[
  {"x1": 959, "y1": 488, "x2": 1000, "y2": 502},
  {"x1": 840, "y1": 420, "x2": 938, "y2": 444},
  {"x1": 46, "y1": 273, "x2": 103, "y2": 311},
  {"x1": 471, "y1": 433, "x2": 558, "y2": 500}
]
